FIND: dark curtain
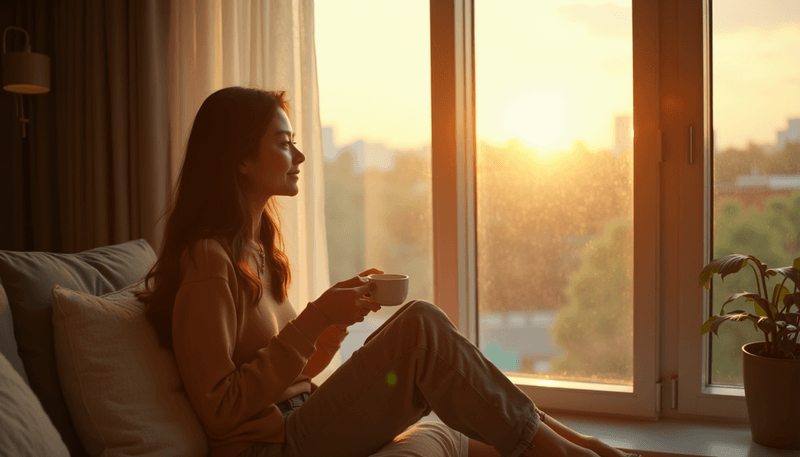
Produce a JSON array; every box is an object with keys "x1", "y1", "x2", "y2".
[{"x1": 0, "y1": 0, "x2": 171, "y2": 254}]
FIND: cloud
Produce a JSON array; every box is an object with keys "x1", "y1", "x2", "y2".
[
  {"x1": 714, "y1": 1, "x2": 800, "y2": 34},
  {"x1": 557, "y1": 3, "x2": 630, "y2": 39},
  {"x1": 558, "y1": 1, "x2": 800, "y2": 38}
]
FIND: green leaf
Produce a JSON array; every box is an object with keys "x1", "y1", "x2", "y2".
[
  {"x1": 785, "y1": 293, "x2": 799, "y2": 311},
  {"x1": 794, "y1": 257, "x2": 800, "y2": 270},
  {"x1": 699, "y1": 255, "x2": 752, "y2": 288},
  {"x1": 780, "y1": 336, "x2": 796, "y2": 357},
  {"x1": 768, "y1": 266, "x2": 800, "y2": 287},
  {"x1": 773, "y1": 283, "x2": 791, "y2": 310},
  {"x1": 705, "y1": 312, "x2": 759, "y2": 336},
  {"x1": 758, "y1": 317, "x2": 778, "y2": 335},
  {"x1": 779, "y1": 312, "x2": 800, "y2": 327},
  {"x1": 721, "y1": 292, "x2": 769, "y2": 315},
  {"x1": 701, "y1": 316, "x2": 718, "y2": 335},
  {"x1": 752, "y1": 297, "x2": 769, "y2": 317}
]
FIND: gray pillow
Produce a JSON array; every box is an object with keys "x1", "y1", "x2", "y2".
[
  {"x1": 0, "y1": 239, "x2": 157, "y2": 457},
  {"x1": 0, "y1": 350, "x2": 69, "y2": 457}
]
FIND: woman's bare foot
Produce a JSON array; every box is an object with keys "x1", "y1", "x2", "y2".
[
  {"x1": 540, "y1": 412, "x2": 634, "y2": 457},
  {"x1": 526, "y1": 421, "x2": 600, "y2": 457}
]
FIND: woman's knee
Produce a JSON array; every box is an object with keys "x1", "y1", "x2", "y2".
[
  {"x1": 402, "y1": 300, "x2": 445, "y2": 319},
  {"x1": 397, "y1": 300, "x2": 455, "y2": 331}
]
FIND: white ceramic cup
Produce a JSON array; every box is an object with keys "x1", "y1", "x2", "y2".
[{"x1": 367, "y1": 274, "x2": 409, "y2": 306}]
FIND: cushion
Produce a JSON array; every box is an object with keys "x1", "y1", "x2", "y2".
[
  {"x1": 0, "y1": 350, "x2": 69, "y2": 456},
  {"x1": 371, "y1": 421, "x2": 469, "y2": 457},
  {"x1": 51, "y1": 282, "x2": 208, "y2": 457},
  {"x1": 0, "y1": 238, "x2": 157, "y2": 457},
  {"x1": 0, "y1": 284, "x2": 27, "y2": 383}
]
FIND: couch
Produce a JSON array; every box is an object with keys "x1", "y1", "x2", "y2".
[
  {"x1": 0, "y1": 239, "x2": 210, "y2": 457},
  {"x1": 0, "y1": 239, "x2": 468, "y2": 457}
]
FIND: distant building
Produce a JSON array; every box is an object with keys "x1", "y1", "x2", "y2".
[
  {"x1": 716, "y1": 168, "x2": 800, "y2": 210},
  {"x1": 612, "y1": 115, "x2": 632, "y2": 156},
  {"x1": 777, "y1": 118, "x2": 800, "y2": 150},
  {"x1": 321, "y1": 127, "x2": 337, "y2": 161}
]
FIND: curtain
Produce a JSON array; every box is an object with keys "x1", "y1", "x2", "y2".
[
  {"x1": 52, "y1": 0, "x2": 170, "y2": 253},
  {"x1": 0, "y1": 0, "x2": 170, "y2": 255},
  {"x1": 168, "y1": 0, "x2": 331, "y2": 364}
]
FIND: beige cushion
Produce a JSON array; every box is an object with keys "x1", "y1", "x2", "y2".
[
  {"x1": 0, "y1": 238, "x2": 157, "y2": 457},
  {"x1": 0, "y1": 350, "x2": 70, "y2": 457},
  {"x1": 51, "y1": 283, "x2": 208, "y2": 457},
  {"x1": 371, "y1": 421, "x2": 469, "y2": 457}
]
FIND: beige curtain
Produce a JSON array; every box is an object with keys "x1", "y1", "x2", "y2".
[
  {"x1": 52, "y1": 0, "x2": 171, "y2": 253},
  {"x1": 168, "y1": 0, "x2": 331, "y2": 351}
]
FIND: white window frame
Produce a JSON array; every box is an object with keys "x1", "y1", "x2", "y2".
[
  {"x1": 429, "y1": 0, "x2": 660, "y2": 419},
  {"x1": 675, "y1": 0, "x2": 748, "y2": 420}
]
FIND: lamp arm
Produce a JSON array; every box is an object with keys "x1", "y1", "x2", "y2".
[{"x1": 3, "y1": 26, "x2": 31, "y2": 54}]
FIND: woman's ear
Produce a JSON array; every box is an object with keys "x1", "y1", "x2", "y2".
[{"x1": 238, "y1": 160, "x2": 250, "y2": 175}]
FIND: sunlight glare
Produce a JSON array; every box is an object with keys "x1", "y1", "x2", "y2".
[{"x1": 498, "y1": 90, "x2": 571, "y2": 156}]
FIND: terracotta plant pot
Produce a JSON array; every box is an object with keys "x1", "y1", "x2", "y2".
[{"x1": 742, "y1": 342, "x2": 800, "y2": 450}]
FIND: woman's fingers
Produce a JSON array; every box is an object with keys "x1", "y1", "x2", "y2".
[
  {"x1": 359, "y1": 297, "x2": 381, "y2": 313},
  {"x1": 353, "y1": 281, "x2": 375, "y2": 297},
  {"x1": 334, "y1": 276, "x2": 367, "y2": 289},
  {"x1": 358, "y1": 268, "x2": 384, "y2": 277}
]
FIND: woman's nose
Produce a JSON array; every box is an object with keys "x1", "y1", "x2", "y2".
[{"x1": 292, "y1": 144, "x2": 306, "y2": 163}]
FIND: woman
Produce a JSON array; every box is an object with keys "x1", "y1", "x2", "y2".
[{"x1": 139, "y1": 87, "x2": 640, "y2": 457}]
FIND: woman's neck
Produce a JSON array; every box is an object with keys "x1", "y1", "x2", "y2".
[{"x1": 249, "y1": 199, "x2": 267, "y2": 244}]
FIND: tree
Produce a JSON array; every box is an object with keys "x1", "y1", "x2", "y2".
[
  {"x1": 550, "y1": 217, "x2": 633, "y2": 383},
  {"x1": 710, "y1": 192, "x2": 800, "y2": 384}
]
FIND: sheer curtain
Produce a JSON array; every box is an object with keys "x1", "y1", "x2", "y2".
[{"x1": 168, "y1": 0, "x2": 333, "y2": 373}]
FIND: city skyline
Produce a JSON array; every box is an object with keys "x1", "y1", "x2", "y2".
[
  {"x1": 321, "y1": 114, "x2": 800, "y2": 173},
  {"x1": 316, "y1": 0, "x2": 800, "y2": 152}
]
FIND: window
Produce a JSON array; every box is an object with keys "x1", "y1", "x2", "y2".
[
  {"x1": 709, "y1": 0, "x2": 800, "y2": 387},
  {"x1": 676, "y1": 0, "x2": 799, "y2": 420},
  {"x1": 474, "y1": 0, "x2": 634, "y2": 387},
  {"x1": 430, "y1": 0, "x2": 659, "y2": 418},
  {"x1": 315, "y1": 0, "x2": 433, "y2": 364},
  {"x1": 315, "y1": 0, "x2": 770, "y2": 421}
]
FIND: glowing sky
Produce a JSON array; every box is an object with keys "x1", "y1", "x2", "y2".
[{"x1": 315, "y1": 0, "x2": 800, "y2": 152}]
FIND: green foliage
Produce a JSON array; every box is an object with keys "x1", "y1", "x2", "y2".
[
  {"x1": 707, "y1": 190, "x2": 800, "y2": 382},
  {"x1": 323, "y1": 149, "x2": 433, "y2": 306},
  {"x1": 477, "y1": 141, "x2": 632, "y2": 312},
  {"x1": 551, "y1": 217, "x2": 633, "y2": 382}
]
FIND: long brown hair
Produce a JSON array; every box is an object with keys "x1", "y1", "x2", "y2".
[{"x1": 138, "y1": 87, "x2": 292, "y2": 349}]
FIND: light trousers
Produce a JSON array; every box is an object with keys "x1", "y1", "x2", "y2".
[{"x1": 240, "y1": 300, "x2": 540, "y2": 457}]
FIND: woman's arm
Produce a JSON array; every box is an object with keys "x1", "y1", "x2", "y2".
[
  {"x1": 171, "y1": 240, "x2": 325, "y2": 439},
  {"x1": 304, "y1": 325, "x2": 348, "y2": 379}
]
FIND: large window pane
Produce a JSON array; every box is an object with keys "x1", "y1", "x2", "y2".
[
  {"x1": 315, "y1": 1, "x2": 433, "y2": 363},
  {"x1": 710, "y1": 0, "x2": 800, "y2": 386},
  {"x1": 475, "y1": 0, "x2": 634, "y2": 385}
]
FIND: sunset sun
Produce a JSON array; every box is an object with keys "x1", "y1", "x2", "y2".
[{"x1": 498, "y1": 90, "x2": 571, "y2": 156}]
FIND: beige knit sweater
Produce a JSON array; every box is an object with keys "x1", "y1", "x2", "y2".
[{"x1": 172, "y1": 238, "x2": 346, "y2": 457}]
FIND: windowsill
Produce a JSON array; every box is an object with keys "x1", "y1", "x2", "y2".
[
  {"x1": 552, "y1": 412, "x2": 798, "y2": 457},
  {"x1": 421, "y1": 412, "x2": 797, "y2": 456}
]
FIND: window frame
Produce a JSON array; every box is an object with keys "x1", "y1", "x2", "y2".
[
  {"x1": 675, "y1": 0, "x2": 748, "y2": 420},
  {"x1": 429, "y1": 0, "x2": 660, "y2": 419}
]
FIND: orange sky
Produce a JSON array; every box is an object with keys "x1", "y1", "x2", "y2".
[{"x1": 315, "y1": 0, "x2": 800, "y2": 152}]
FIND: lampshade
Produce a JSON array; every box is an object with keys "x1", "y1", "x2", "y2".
[{"x1": 3, "y1": 49, "x2": 50, "y2": 94}]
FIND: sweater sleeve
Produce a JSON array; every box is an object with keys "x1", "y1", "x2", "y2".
[
  {"x1": 305, "y1": 325, "x2": 348, "y2": 379},
  {"x1": 171, "y1": 239, "x2": 330, "y2": 440}
]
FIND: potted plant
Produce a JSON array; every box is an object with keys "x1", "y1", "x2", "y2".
[{"x1": 699, "y1": 254, "x2": 800, "y2": 449}]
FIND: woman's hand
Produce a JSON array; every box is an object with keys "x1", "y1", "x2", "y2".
[{"x1": 312, "y1": 269, "x2": 384, "y2": 328}]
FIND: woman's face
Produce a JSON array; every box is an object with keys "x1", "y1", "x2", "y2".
[{"x1": 238, "y1": 108, "x2": 305, "y2": 201}]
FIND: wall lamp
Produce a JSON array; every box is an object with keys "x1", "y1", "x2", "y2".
[{"x1": 3, "y1": 26, "x2": 51, "y2": 138}]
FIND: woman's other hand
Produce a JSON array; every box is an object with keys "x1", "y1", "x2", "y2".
[{"x1": 312, "y1": 270, "x2": 383, "y2": 327}]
